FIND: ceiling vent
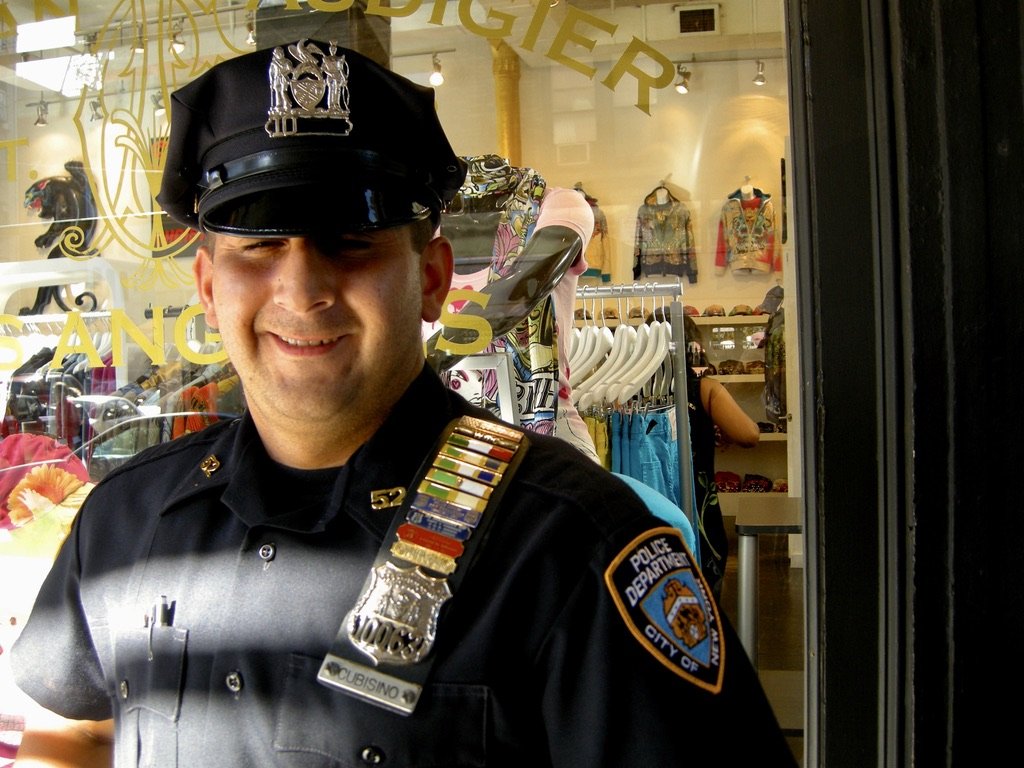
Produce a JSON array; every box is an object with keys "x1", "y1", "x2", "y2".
[{"x1": 677, "y1": 4, "x2": 720, "y2": 36}]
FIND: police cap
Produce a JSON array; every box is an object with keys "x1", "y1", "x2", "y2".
[{"x1": 157, "y1": 39, "x2": 467, "y2": 236}]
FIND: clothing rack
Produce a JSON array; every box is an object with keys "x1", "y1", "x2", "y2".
[
  {"x1": 575, "y1": 280, "x2": 697, "y2": 542},
  {"x1": 1, "y1": 309, "x2": 126, "y2": 389},
  {"x1": 2, "y1": 310, "x2": 111, "y2": 333}
]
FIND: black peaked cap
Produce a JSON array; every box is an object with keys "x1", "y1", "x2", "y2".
[{"x1": 157, "y1": 39, "x2": 467, "y2": 235}]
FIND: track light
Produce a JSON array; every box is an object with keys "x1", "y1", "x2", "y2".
[
  {"x1": 30, "y1": 93, "x2": 49, "y2": 127},
  {"x1": 132, "y1": 24, "x2": 145, "y2": 54},
  {"x1": 753, "y1": 60, "x2": 766, "y2": 86},
  {"x1": 89, "y1": 100, "x2": 103, "y2": 122},
  {"x1": 429, "y1": 53, "x2": 444, "y2": 87},
  {"x1": 151, "y1": 93, "x2": 165, "y2": 118},
  {"x1": 246, "y1": 21, "x2": 257, "y2": 47},
  {"x1": 169, "y1": 21, "x2": 185, "y2": 55},
  {"x1": 674, "y1": 64, "x2": 691, "y2": 94}
]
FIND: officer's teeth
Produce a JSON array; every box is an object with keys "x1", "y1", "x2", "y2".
[{"x1": 282, "y1": 336, "x2": 335, "y2": 347}]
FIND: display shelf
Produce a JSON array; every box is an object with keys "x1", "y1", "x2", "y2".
[
  {"x1": 573, "y1": 316, "x2": 769, "y2": 331},
  {"x1": 692, "y1": 314, "x2": 770, "y2": 326},
  {"x1": 711, "y1": 373, "x2": 764, "y2": 384}
]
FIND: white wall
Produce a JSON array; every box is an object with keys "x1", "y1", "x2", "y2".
[{"x1": 420, "y1": 41, "x2": 791, "y2": 314}]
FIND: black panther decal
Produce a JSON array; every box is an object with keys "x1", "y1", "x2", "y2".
[{"x1": 22, "y1": 160, "x2": 99, "y2": 315}]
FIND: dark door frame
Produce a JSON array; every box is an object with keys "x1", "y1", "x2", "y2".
[{"x1": 786, "y1": 1, "x2": 1024, "y2": 764}]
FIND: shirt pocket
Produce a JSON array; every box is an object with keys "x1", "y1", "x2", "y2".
[
  {"x1": 274, "y1": 653, "x2": 488, "y2": 768},
  {"x1": 113, "y1": 625, "x2": 189, "y2": 768},
  {"x1": 113, "y1": 625, "x2": 189, "y2": 719}
]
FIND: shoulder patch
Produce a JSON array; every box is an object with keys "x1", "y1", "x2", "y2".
[{"x1": 604, "y1": 526, "x2": 725, "y2": 693}]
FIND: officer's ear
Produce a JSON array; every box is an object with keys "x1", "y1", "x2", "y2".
[
  {"x1": 193, "y1": 238, "x2": 219, "y2": 330},
  {"x1": 420, "y1": 233, "x2": 453, "y2": 325}
]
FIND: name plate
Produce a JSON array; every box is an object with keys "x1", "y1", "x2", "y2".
[{"x1": 318, "y1": 653, "x2": 422, "y2": 715}]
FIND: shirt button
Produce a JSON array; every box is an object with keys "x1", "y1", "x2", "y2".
[
  {"x1": 119, "y1": 680, "x2": 129, "y2": 700},
  {"x1": 258, "y1": 543, "x2": 276, "y2": 562},
  {"x1": 359, "y1": 745, "x2": 385, "y2": 765},
  {"x1": 225, "y1": 671, "x2": 244, "y2": 693}
]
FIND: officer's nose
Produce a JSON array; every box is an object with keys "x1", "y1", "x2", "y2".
[{"x1": 273, "y1": 238, "x2": 336, "y2": 314}]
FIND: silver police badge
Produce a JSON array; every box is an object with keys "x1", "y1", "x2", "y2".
[
  {"x1": 346, "y1": 561, "x2": 452, "y2": 666},
  {"x1": 265, "y1": 39, "x2": 353, "y2": 138}
]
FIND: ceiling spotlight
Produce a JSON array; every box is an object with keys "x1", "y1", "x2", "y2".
[
  {"x1": 674, "y1": 64, "x2": 691, "y2": 95},
  {"x1": 429, "y1": 53, "x2": 444, "y2": 87},
  {"x1": 132, "y1": 24, "x2": 145, "y2": 54},
  {"x1": 151, "y1": 93, "x2": 166, "y2": 118},
  {"x1": 89, "y1": 100, "x2": 103, "y2": 122},
  {"x1": 753, "y1": 60, "x2": 766, "y2": 86},
  {"x1": 246, "y1": 22, "x2": 257, "y2": 47},
  {"x1": 30, "y1": 93, "x2": 49, "y2": 127},
  {"x1": 169, "y1": 21, "x2": 185, "y2": 55}
]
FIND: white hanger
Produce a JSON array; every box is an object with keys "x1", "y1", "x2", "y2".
[
  {"x1": 568, "y1": 286, "x2": 592, "y2": 363},
  {"x1": 650, "y1": 352, "x2": 674, "y2": 398},
  {"x1": 611, "y1": 295, "x2": 675, "y2": 403},
  {"x1": 569, "y1": 325, "x2": 582, "y2": 361},
  {"x1": 586, "y1": 321, "x2": 648, "y2": 406},
  {"x1": 576, "y1": 319, "x2": 639, "y2": 408},
  {"x1": 94, "y1": 331, "x2": 112, "y2": 358},
  {"x1": 613, "y1": 319, "x2": 672, "y2": 404},
  {"x1": 578, "y1": 289, "x2": 650, "y2": 407},
  {"x1": 570, "y1": 296, "x2": 614, "y2": 388},
  {"x1": 568, "y1": 293, "x2": 599, "y2": 377},
  {"x1": 570, "y1": 328, "x2": 611, "y2": 390}
]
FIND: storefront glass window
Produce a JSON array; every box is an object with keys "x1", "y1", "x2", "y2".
[{"x1": 0, "y1": 0, "x2": 801, "y2": 749}]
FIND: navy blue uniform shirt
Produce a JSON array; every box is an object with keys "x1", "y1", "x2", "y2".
[{"x1": 12, "y1": 366, "x2": 796, "y2": 767}]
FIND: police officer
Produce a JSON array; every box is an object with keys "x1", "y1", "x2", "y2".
[{"x1": 11, "y1": 40, "x2": 797, "y2": 767}]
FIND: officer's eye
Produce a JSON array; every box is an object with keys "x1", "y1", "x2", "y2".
[
  {"x1": 214, "y1": 237, "x2": 283, "y2": 259},
  {"x1": 242, "y1": 239, "x2": 283, "y2": 252},
  {"x1": 315, "y1": 234, "x2": 377, "y2": 259}
]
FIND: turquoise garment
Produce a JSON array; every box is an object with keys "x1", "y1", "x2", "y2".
[{"x1": 613, "y1": 471, "x2": 698, "y2": 556}]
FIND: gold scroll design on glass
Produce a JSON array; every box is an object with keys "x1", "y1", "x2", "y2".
[{"x1": 55, "y1": 6, "x2": 254, "y2": 278}]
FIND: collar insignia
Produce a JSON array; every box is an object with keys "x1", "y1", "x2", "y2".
[
  {"x1": 199, "y1": 455, "x2": 221, "y2": 478},
  {"x1": 370, "y1": 487, "x2": 406, "y2": 510},
  {"x1": 266, "y1": 38, "x2": 353, "y2": 138}
]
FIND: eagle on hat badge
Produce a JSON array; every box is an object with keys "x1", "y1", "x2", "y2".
[{"x1": 266, "y1": 39, "x2": 353, "y2": 138}]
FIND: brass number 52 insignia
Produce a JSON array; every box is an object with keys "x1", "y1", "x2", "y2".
[{"x1": 370, "y1": 487, "x2": 406, "y2": 510}]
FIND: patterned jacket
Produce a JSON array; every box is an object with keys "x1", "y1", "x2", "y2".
[
  {"x1": 714, "y1": 187, "x2": 781, "y2": 275},
  {"x1": 633, "y1": 187, "x2": 698, "y2": 282}
]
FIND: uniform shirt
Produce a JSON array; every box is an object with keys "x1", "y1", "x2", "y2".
[{"x1": 12, "y1": 366, "x2": 796, "y2": 767}]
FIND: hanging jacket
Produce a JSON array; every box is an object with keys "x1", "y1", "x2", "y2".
[
  {"x1": 633, "y1": 187, "x2": 697, "y2": 282},
  {"x1": 714, "y1": 187, "x2": 781, "y2": 275}
]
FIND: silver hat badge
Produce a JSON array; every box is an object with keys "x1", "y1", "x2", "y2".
[{"x1": 266, "y1": 39, "x2": 353, "y2": 138}]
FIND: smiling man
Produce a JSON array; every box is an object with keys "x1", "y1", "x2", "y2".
[
  {"x1": 11, "y1": 40, "x2": 796, "y2": 767},
  {"x1": 195, "y1": 226, "x2": 448, "y2": 469}
]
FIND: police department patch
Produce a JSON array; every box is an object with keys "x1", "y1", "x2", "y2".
[{"x1": 604, "y1": 526, "x2": 724, "y2": 693}]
